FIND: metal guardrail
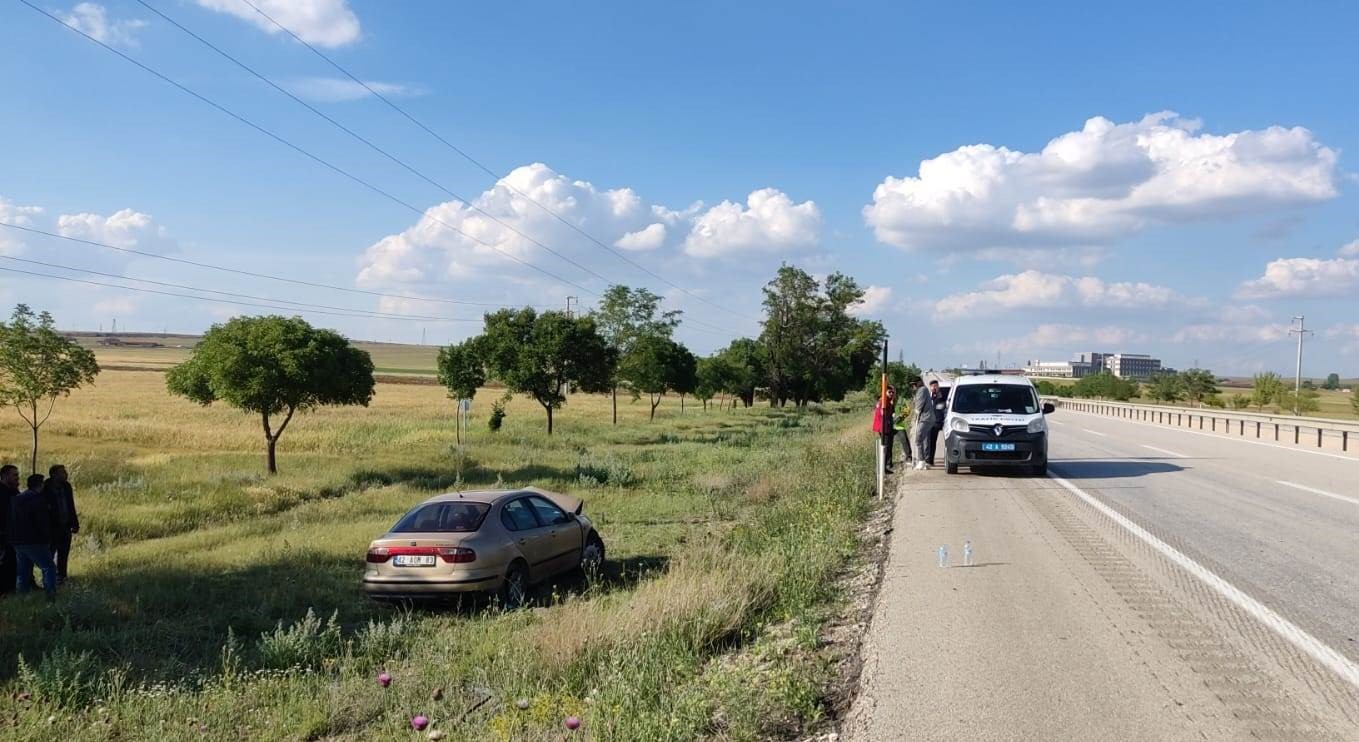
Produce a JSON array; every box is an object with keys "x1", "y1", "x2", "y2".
[{"x1": 1048, "y1": 397, "x2": 1359, "y2": 454}]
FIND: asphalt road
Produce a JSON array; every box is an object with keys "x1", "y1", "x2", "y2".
[{"x1": 845, "y1": 409, "x2": 1359, "y2": 741}]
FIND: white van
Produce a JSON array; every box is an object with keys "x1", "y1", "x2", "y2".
[{"x1": 943, "y1": 374, "x2": 1055, "y2": 475}]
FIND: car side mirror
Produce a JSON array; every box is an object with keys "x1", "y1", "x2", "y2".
[{"x1": 1042, "y1": 402, "x2": 1056, "y2": 415}]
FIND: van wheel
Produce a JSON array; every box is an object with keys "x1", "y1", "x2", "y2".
[{"x1": 946, "y1": 463, "x2": 958, "y2": 474}]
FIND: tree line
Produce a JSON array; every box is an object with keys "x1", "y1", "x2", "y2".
[
  {"x1": 1034, "y1": 368, "x2": 1347, "y2": 415},
  {"x1": 0, "y1": 265, "x2": 886, "y2": 475}
]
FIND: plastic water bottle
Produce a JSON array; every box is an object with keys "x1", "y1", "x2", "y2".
[
  {"x1": 963, "y1": 539, "x2": 973, "y2": 566},
  {"x1": 937, "y1": 545, "x2": 949, "y2": 568}
]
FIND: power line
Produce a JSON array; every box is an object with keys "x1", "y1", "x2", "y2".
[
  {"x1": 0, "y1": 255, "x2": 478, "y2": 322},
  {"x1": 234, "y1": 0, "x2": 760, "y2": 326},
  {"x1": 20, "y1": 0, "x2": 599, "y2": 300},
  {"x1": 0, "y1": 222, "x2": 549, "y2": 309},
  {"x1": 134, "y1": 0, "x2": 615, "y2": 288},
  {"x1": 0, "y1": 264, "x2": 475, "y2": 322}
]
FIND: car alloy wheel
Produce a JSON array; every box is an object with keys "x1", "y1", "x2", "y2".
[
  {"x1": 581, "y1": 538, "x2": 605, "y2": 576},
  {"x1": 500, "y1": 563, "x2": 528, "y2": 610}
]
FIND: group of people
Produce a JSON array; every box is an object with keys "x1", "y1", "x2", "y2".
[
  {"x1": 1, "y1": 463, "x2": 80, "y2": 601},
  {"x1": 874, "y1": 378, "x2": 947, "y2": 473}
]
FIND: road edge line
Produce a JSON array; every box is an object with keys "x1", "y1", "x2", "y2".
[
  {"x1": 1276, "y1": 480, "x2": 1359, "y2": 507},
  {"x1": 1048, "y1": 473, "x2": 1359, "y2": 691}
]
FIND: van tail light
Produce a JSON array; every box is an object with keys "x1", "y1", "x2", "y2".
[
  {"x1": 366, "y1": 546, "x2": 391, "y2": 563},
  {"x1": 437, "y1": 547, "x2": 476, "y2": 564}
]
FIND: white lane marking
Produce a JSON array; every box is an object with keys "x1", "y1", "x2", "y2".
[
  {"x1": 1048, "y1": 474, "x2": 1359, "y2": 691},
  {"x1": 1276, "y1": 480, "x2": 1359, "y2": 507},
  {"x1": 1081, "y1": 428, "x2": 1107, "y2": 437},
  {"x1": 1141, "y1": 445, "x2": 1185, "y2": 458},
  {"x1": 1061, "y1": 409, "x2": 1359, "y2": 464}
]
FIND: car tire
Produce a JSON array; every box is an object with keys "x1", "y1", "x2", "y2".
[
  {"x1": 497, "y1": 561, "x2": 529, "y2": 610},
  {"x1": 580, "y1": 533, "x2": 605, "y2": 577},
  {"x1": 946, "y1": 463, "x2": 958, "y2": 474}
]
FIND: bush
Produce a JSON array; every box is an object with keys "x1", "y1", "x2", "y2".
[
  {"x1": 488, "y1": 399, "x2": 507, "y2": 431},
  {"x1": 255, "y1": 609, "x2": 344, "y2": 672},
  {"x1": 15, "y1": 648, "x2": 104, "y2": 708},
  {"x1": 575, "y1": 452, "x2": 638, "y2": 487}
]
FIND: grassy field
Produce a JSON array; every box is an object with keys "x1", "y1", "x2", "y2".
[
  {"x1": 0, "y1": 369, "x2": 873, "y2": 740},
  {"x1": 70, "y1": 334, "x2": 441, "y2": 376}
]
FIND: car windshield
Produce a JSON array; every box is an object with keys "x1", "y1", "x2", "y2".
[
  {"x1": 952, "y1": 384, "x2": 1039, "y2": 415},
  {"x1": 390, "y1": 501, "x2": 491, "y2": 533}
]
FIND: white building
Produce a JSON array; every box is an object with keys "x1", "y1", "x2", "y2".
[
  {"x1": 1024, "y1": 360, "x2": 1076, "y2": 378},
  {"x1": 1105, "y1": 353, "x2": 1162, "y2": 380}
]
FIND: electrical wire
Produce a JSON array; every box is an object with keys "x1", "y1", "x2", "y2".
[{"x1": 234, "y1": 0, "x2": 760, "y2": 326}]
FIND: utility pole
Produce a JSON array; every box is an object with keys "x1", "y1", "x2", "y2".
[
  {"x1": 1289, "y1": 315, "x2": 1313, "y2": 415},
  {"x1": 565, "y1": 296, "x2": 578, "y2": 319},
  {"x1": 421, "y1": 327, "x2": 426, "y2": 346}
]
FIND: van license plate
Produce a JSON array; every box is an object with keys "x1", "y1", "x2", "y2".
[
  {"x1": 394, "y1": 555, "x2": 436, "y2": 567},
  {"x1": 982, "y1": 443, "x2": 1016, "y2": 452}
]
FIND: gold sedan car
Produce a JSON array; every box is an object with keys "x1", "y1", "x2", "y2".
[{"x1": 363, "y1": 487, "x2": 604, "y2": 606}]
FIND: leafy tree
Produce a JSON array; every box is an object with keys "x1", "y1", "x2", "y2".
[
  {"x1": 1251, "y1": 372, "x2": 1285, "y2": 412},
  {"x1": 166, "y1": 315, "x2": 374, "y2": 474},
  {"x1": 695, "y1": 356, "x2": 722, "y2": 410},
  {"x1": 760, "y1": 265, "x2": 884, "y2": 406},
  {"x1": 1229, "y1": 393, "x2": 1251, "y2": 410},
  {"x1": 0, "y1": 305, "x2": 100, "y2": 472},
  {"x1": 1145, "y1": 373, "x2": 1183, "y2": 403},
  {"x1": 714, "y1": 338, "x2": 765, "y2": 408},
  {"x1": 436, "y1": 339, "x2": 485, "y2": 444},
  {"x1": 1071, "y1": 372, "x2": 1138, "y2": 401},
  {"x1": 475, "y1": 308, "x2": 616, "y2": 434},
  {"x1": 1324, "y1": 373, "x2": 1341, "y2": 390},
  {"x1": 1179, "y1": 369, "x2": 1219, "y2": 407},
  {"x1": 670, "y1": 343, "x2": 698, "y2": 413},
  {"x1": 620, "y1": 335, "x2": 687, "y2": 420},
  {"x1": 592, "y1": 285, "x2": 680, "y2": 424},
  {"x1": 866, "y1": 361, "x2": 923, "y2": 397}
]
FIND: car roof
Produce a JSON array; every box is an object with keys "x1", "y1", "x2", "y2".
[
  {"x1": 952, "y1": 374, "x2": 1035, "y2": 387},
  {"x1": 416, "y1": 486, "x2": 582, "y2": 513}
]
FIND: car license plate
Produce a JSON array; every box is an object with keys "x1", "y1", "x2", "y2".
[
  {"x1": 982, "y1": 443, "x2": 1016, "y2": 452},
  {"x1": 393, "y1": 555, "x2": 436, "y2": 567}
]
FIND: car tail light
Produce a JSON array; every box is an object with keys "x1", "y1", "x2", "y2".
[
  {"x1": 437, "y1": 547, "x2": 475, "y2": 564},
  {"x1": 366, "y1": 546, "x2": 391, "y2": 563}
]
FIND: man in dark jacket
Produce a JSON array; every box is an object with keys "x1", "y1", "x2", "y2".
[
  {"x1": 925, "y1": 380, "x2": 948, "y2": 466},
  {"x1": 10, "y1": 473, "x2": 58, "y2": 600},
  {"x1": 45, "y1": 465, "x2": 79, "y2": 584},
  {"x1": 0, "y1": 464, "x2": 18, "y2": 596}
]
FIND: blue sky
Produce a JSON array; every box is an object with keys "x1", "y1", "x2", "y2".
[{"x1": 2, "y1": 0, "x2": 1357, "y2": 375}]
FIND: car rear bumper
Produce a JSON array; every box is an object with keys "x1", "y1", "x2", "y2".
[
  {"x1": 362, "y1": 572, "x2": 502, "y2": 599},
  {"x1": 946, "y1": 431, "x2": 1047, "y2": 468}
]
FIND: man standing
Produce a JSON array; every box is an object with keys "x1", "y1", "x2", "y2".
[
  {"x1": 10, "y1": 473, "x2": 59, "y2": 600},
  {"x1": 910, "y1": 380, "x2": 934, "y2": 470},
  {"x1": 45, "y1": 465, "x2": 79, "y2": 584},
  {"x1": 925, "y1": 380, "x2": 948, "y2": 466},
  {"x1": 0, "y1": 464, "x2": 18, "y2": 597}
]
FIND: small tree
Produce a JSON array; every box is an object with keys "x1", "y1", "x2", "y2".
[
  {"x1": 1229, "y1": 393, "x2": 1251, "y2": 410},
  {"x1": 1251, "y1": 372, "x2": 1285, "y2": 412},
  {"x1": 1145, "y1": 373, "x2": 1183, "y2": 403},
  {"x1": 592, "y1": 285, "x2": 680, "y2": 424},
  {"x1": 1180, "y1": 369, "x2": 1218, "y2": 407},
  {"x1": 0, "y1": 305, "x2": 100, "y2": 472},
  {"x1": 695, "y1": 356, "x2": 722, "y2": 411},
  {"x1": 437, "y1": 339, "x2": 485, "y2": 444},
  {"x1": 166, "y1": 316, "x2": 375, "y2": 474},
  {"x1": 621, "y1": 335, "x2": 682, "y2": 420},
  {"x1": 1351, "y1": 390, "x2": 1359, "y2": 416},
  {"x1": 1324, "y1": 373, "x2": 1340, "y2": 390},
  {"x1": 476, "y1": 309, "x2": 616, "y2": 434},
  {"x1": 1280, "y1": 388, "x2": 1321, "y2": 415},
  {"x1": 671, "y1": 343, "x2": 698, "y2": 413}
]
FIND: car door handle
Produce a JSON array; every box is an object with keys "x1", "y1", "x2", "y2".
[{"x1": 517, "y1": 538, "x2": 527, "y2": 545}]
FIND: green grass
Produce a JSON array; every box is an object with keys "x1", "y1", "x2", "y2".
[{"x1": 0, "y1": 371, "x2": 873, "y2": 740}]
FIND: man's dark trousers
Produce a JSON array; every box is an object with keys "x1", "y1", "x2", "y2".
[
  {"x1": 926, "y1": 425, "x2": 942, "y2": 466},
  {"x1": 52, "y1": 532, "x2": 72, "y2": 583}
]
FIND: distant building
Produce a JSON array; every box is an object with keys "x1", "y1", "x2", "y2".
[
  {"x1": 1024, "y1": 361, "x2": 1077, "y2": 378},
  {"x1": 1105, "y1": 353, "x2": 1162, "y2": 380}
]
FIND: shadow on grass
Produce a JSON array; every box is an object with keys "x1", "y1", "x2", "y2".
[{"x1": 348, "y1": 462, "x2": 580, "y2": 492}]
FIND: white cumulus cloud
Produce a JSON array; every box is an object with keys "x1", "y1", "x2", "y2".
[
  {"x1": 1236, "y1": 256, "x2": 1359, "y2": 299},
  {"x1": 194, "y1": 0, "x2": 360, "y2": 48},
  {"x1": 0, "y1": 198, "x2": 46, "y2": 256},
  {"x1": 1337, "y1": 239, "x2": 1359, "y2": 258},
  {"x1": 934, "y1": 270, "x2": 1190, "y2": 318},
  {"x1": 357, "y1": 163, "x2": 819, "y2": 298},
  {"x1": 283, "y1": 77, "x2": 424, "y2": 103},
  {"x1": 59, "y1": 3, "x2": 146, "y2": 47},
  {"x1": 956, "y1": 322, "x2": 1149, "y2": 356},
  {"x1": 865, "y1": 112, "x2": 1338, "y2": 256},
  {"x1": 683, "y1": 188, "x2": 821, "y2": 258},
  {"x1": 849, "y1": 285, "x2": 893, "y2": 317}
]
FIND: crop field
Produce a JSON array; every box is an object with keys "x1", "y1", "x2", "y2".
[
  {"x1": 0, "y1": 368, "x2": 873, "y2": 740},
  {"x1": 71, "y1": 334, "x2": 442, "y2": 376}
]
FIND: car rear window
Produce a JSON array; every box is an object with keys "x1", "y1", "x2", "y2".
[{"x1": 390, "y1": 502, "x2": 491, "y2": 533}]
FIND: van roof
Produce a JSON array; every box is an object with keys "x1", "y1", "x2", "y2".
[{"x1": 952, "y1": 374, "x2": 1036, "y2": 387}]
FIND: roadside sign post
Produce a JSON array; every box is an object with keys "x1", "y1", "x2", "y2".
[{"x1": 878, "y1": 338, "x2": 888, "y2": 499}]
